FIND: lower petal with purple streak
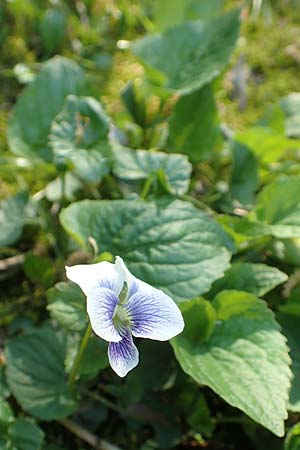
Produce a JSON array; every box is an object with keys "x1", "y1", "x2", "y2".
[{"x1": 108, "y1": 330, "x2": 139, "y2": 377}]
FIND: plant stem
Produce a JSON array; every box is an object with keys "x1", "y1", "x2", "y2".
[
  {"x1": 140, "y1": 174, "x2": 154, "y2": 199},
  {"x1": 87, "y1": 391, "x2": 123, "y2": 415},
  {"x1": 179, "y1": 194, "x2": 215, "y2": 215},
  {"x1": 68, "y1": 323, "x2": 92, "y2": 390},
  {"x1": 58, "y1": 418, "x2": 123, "y2": 450}
]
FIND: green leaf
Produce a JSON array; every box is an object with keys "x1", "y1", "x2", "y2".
[
  {"x1": 132, "y1": 9, "x2": 240, "y2": 94},
  {"x1": 229, "y1": 141, "x2": 258, "y2": 207},
  {"x1": 24, "y1": 253, "x2": 55, "y2": 290},
  {"x1": 49, "y1": 95, "x2": 110, "y2": 183},
  {"x1": 153, "y1": 0, "x2": 223, "y2": 32},
  {"x1": 8, "y1": 56, "x2": 87, "y2": 162},
  {"x1": 0, "y1": 366, "x2": 10, "y2": 399},
  {"x1": 40, "y1": 8, "x2": 66, "y2": 54},
  {"x1": 179, "y1": 298, "x2": 216, "y2": 343},
  {"x1": 167, "y1": 85, "x2": 219, "y2": 161},
  {"x1": 209, "y1": 262, "x2": 287, "y2": 298},
  {"x1": 277, "y1": 298, "x2": 300, "y2": 412},
  {"x1": 7, "y1": 418, "x2": 44, "y2": 450},
  {"x1": 0, "y1": 191, "x2": 28, "y2": 247},
  {"x1": 45, "y1": 172, "x2": 82, "y2": 202},
  {"x1": 153, "y1": 0, "x2": 191, "y2": 32},
  {"x1": 252, "y1": 176, "x2": 300, "y2": 238},
  {"x1": 218, "y1": 215, "x2": 271, "y2": 247},
  {"x1": 112, "y1": 146, "x2": 192, "y2": 195},
  {"x1": 0, "y1": 399, "x2": 14, "y2": 432},
  {"x1": 65, "y1": 333, "x2": 109, "y2": 377},
  {"x1": 5, "y1": 326, "x2": 77, "y2": 420},
  {"x1": 285, "y1": 423, "x2": 300, "y2": 450},
  {"x1": 235, "y1": 126, "x2": 300, "y2": 164},
  {"x1": 172, "y1": 290, "x2": 291, "y2": 436},
  {"x1": 60, "y1": 198, "x2": 232, "y2": 302},
  {"x1": 47, "y1": 282, "x2": 87, "y2": 332},
  {"x1": 281, "y1": 93, "x2": 300, "y2": 139}
]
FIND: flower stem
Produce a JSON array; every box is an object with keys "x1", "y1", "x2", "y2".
[
  {"x1": 68, "y1": 323, "x2": 92, "y2": 390},
  {"x1": 141, "y1": 174, "x2": 154, "y2": 199},
  {"x1": 58, "y1": 418, "x2": 124, "y2": 450}
]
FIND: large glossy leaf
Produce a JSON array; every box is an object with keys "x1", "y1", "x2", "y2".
[
  {"x1": 167, "y1": 85, "x2": 219, "y2": 161},
  {"x1": 209, "y1": 262, "x2": 287, "y2": 298},
  {"x1": 112, "y1": 146, "x2": 192, "y2": 195},
  {"x1": 8, "y1": 56, "x2": 87, "y2": 161},
  {"x1": 0, "y1": 191, "x2": 28, "y2": 247},
  {"x1": 5, "y1": 326, "x2": 77, "y2": 420},
  {"x1": 132, "y1": 9, "x2": 240, "y2": 94},
  {"x1": 172, "y1": 290, "x2": 291, "y2": 436},
  {"x1": 252, "y1": 176, "x2": 300, "y2": 238},
  {"x1": 47, "y1": 282, "x2": 87, "y2": 331},
  {"x1": 60, "y1": 198, "x2": 232, "y2": 302}
]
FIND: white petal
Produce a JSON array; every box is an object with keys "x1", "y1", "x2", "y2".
[
  {"x1": 65, "y1": 261, "x2": 124, "y2": 296},
  {"x1": 125, "y1": 279, "x2": 184, "y2": 341},
  {"x1": 87, "y1": 287, "x2": 122, "y2": 342},
  {"x1": 108, "y1": 331, "x2": 139, "y2": 377},
  {"x1": 115, "y1": 256, "x2": 139, "y2": 298}
]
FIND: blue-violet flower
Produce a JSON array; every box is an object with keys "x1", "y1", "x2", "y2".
[{"x1": 65, "y1": 256, "x2": 184, "y2": 377}]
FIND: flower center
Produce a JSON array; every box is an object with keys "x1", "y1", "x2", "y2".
[{"x1": 113, "y1": 304, "x2": 131, "y2": 331}]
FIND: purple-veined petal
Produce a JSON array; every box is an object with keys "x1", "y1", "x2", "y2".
[
  {"x1": 125, "y1": 280, "x2": 184, "y2": 341},
  {"x1": 108, "y1": 330, "x2": 139, "y2": 377},
  {"x1": 87, "y1": 287, "x2": 122, "y2": 342},
  {"x1": 65, "y1": 261, "x2": 124, "y2": 296}
]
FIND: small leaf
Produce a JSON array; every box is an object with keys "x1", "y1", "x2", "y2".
[
  {"x1": 60, "y1": 198, "x2": 232, "y2": 302},
  {"x1": 277, "y1": 297, "x2": 300, "y2": 412},
  {"x1": 49, "y1": 95, "x2": 110, "y2": 183},
  {"x1": 285, "y1": 423, "x2": 300, "y2": 450},
  {"x1": 40, "y1": 8, "x2": 66, "y2": 54},
  {"x1": 132, "y1": 9, "x2": 240, "y2": 94},
  {"x1": 252, "y1": 176, "x2": 300, "y2": 238},
  {"x1": 0, "y1": 191, "x2": 28, "y2": 247},
  {"x1": 8, "y1": 56, "x2": 87, "y2": 161},
  {"x1": 24, "y1": 253, "x2": 55, "y2": 290},
  {"x1": 167, "y1": 85, "x2": 219, "y2": 162},
  {"x1": 209, "y1": 262, "x2": 287, "y2": 298},
  {"x1": 236, "y1": 126, "x2": 300, "y2": 164},
  {"x1": 281, "y1": 93, "x2": 300, "y2": 138},
  {"x1": 172, "y1": 290, "x2": 292, "y2": 436},
  {"x1": 229, "y1": 141, "x2": 258, "y2": 207},
  {"x1": 47, "y1": 282, "x2": 87, "y2": 331},
  {"x1": 0, "y1": 399, "x2": 14, "y2": 432},
  {"x1": 45, "y1": 172, "x2": 82, "y2": 202},
  {"x1": 112, "y1": 146, "x2": 192, "y2": 195},
  {"x1": 5, "y1": 326, "x2": 77, "y2": 420},
  {"x1": 7, "y1": 418, "x2": 44, "y2": 450}
]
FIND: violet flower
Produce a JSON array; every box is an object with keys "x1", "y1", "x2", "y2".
[{"x1": 66, "y1": 256, "x2": 184, "y2": 377}]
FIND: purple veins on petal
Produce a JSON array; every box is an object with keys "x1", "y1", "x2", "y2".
[
  {"x1": 125, "y1": 280, "x2": 184, "y2": 341},
  {"x1": 108, "y1": 330, "x2": 139, "y2": 377},
  {"x1": 87, "y1": 287, "x2": 122, "y2": 343}
]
